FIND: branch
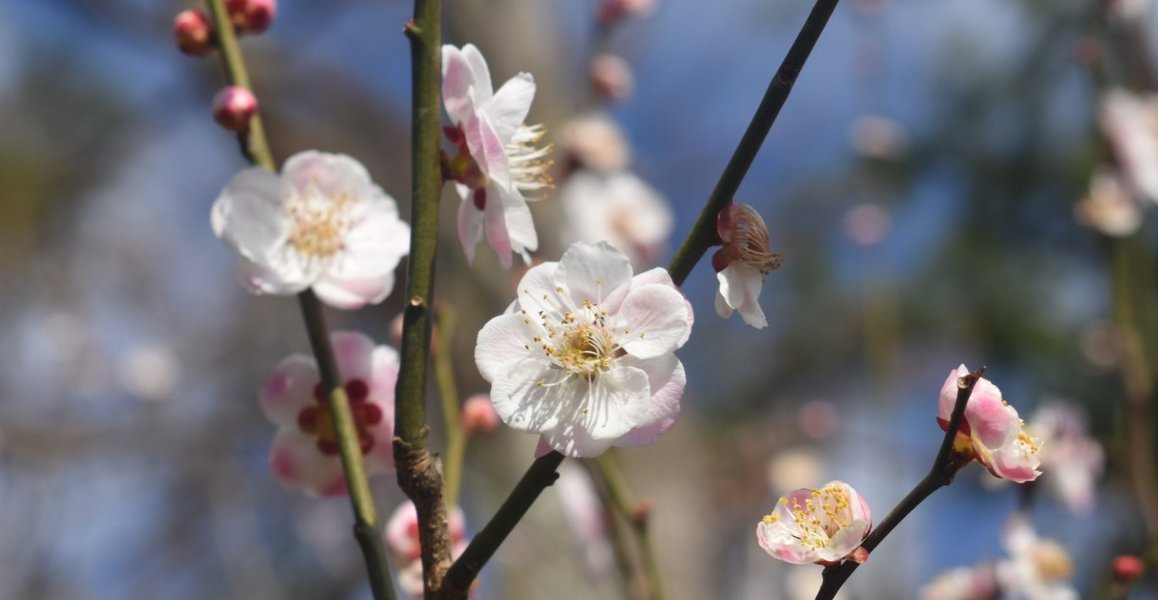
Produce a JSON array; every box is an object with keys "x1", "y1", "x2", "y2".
[
  {"x1": 596, "y1": 453, "x2": 665, "y2": 600},
  {"x1": 666, "y1": 0, "x2": 842, "y2": 286},
  {"x1": 814, "y1": 367, "x2": 985, "y2": 600}
]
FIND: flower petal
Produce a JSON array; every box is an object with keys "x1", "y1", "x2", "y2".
[
  {"x1": 461, "y1": 44, "x2": 493, "y2": 105},
  {"x1": 484, "y1": 72, "x2": 535, "y2": 146},
  {"x1": 442, "y1": 45, "x2": 476, "y2": 125},
  {"x1": 578, "y1": 364, "x2": 652, "y2": 441},
  {"x1": 501, "y1": 186, "x2": 537, "y2": 264},
  {"x1": 556, "y1": 241, "x2": 634, "y2": 310},
  {"x1": 614, "y1": 355, "x2": 685, "y2": 448},
  {"x1": 632, "y1": 267, "x2": 693, "y2": 347},
  {"x1": 260, "y1": 354, "x2": 318, "y2": 427},
  {"x1": 475, "y1": 312, "x2": 538, "y2": 383},
  {"x1": 465, "y1": 112, "x2": 510, "y2": 189},
  {"x1": 282, "y1": 151, "x2": 372, "y2": 200},
  {"x1": 212, "y1": 167, "x2": 287, "y2": 260},
  {"x1": 719, "y1": 263, "x2": 766, "y2": 329},
  {"x1": 332, "y1": 330, "x2": 376, "y2": 382},
  {"x1": 489, "y1": 358, "x2": 573, "y2": 434},
  {"x1": 484, "y1": 181, "x2": 514, "y2": 268},
  {"x1": 312, "y1": 272, "x2": 396, "y2": 309},
  {"x1": 617, "y1": 284, "x2": 691, "y2": 359},
  {"x1": 268, "y1": 429, "x2": 345, "y2": 497},
  {"x1": 454, "y1": 183, "x2": 484, "y2": 264}
]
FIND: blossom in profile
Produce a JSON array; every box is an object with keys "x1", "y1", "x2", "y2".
[
  {"x1": 1074, "y1": 167, "x2": 1143, "y2": 237},
  {"x1": 259, "y1": 331, "x2": 396, "y2": 497},
  {"x1": 475, "y1": 241, "x2": 692, "y2": 457},
  {"x1": 211, "y1": 150, "x2": 411, "y2": 309},
  {"x1": 385, "y1": 501, "x2": 468, "y2": 598},
  {"x1": 1027, "y1": 403, "x2": 1104, "y2": 515},
  {"x1": 756, "y1": 480, "x2": 871, "y2": 565},
  {"x1": 558, "y1": 170, "x2": 673, "y2": 267},
  {"x1": 937, "y1": 365, "x2": 1042, "y2": 483},
  {"x1": 1100, "y1": 88, "x2": 1158, "y2": 203},
  {"x1": 712, "y1": 203, "x2": 782, "y2": 329},
  {"x1": 995, "y1": 516, "x2": 1077, "y2": 600},
  {"x1": 920, "y1": 565, "x2": 998, "y2": 600},
  {"x1": 442, "y1": 43, "x2": 551, "y2": 268}
]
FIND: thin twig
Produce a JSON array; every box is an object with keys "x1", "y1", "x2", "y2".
[
  {"x1": 596, "y1": 453, "x2": 666, "y2": 600},
  {"x1": 433, "y1": 307, "x2": 467, "y2": 508}
]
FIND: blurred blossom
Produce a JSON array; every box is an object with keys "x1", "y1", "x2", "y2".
[
  {"x1": 475, "y1": 242, "x2": 692, "y2": 457},
  {"x1": 385, "y1": 501, "x2": 468, "y2": 597},
  {"x1": 1027, "y1": 403, "x2": 1104, "y2": 515},
  {"x1": 849, "y1": 115, "x2": 910, "y2": 161},
  {"x1": 995, "y1": 516, "x2": 1077, "y2": 600},
  {"x1": 920, "y1": 565, "x2": 999, "y2": 600},
  {"x1": 259, "y1": 331, "x2": 397, "y2": 497},
  {"x1": 786, "y1": 566, "x2": 847, "y2": 600},
  {"x1": 767, "y1": 447, "x2": 825, "y2": 492},
  {"x1": 798, "y1": 400, "x2": 840, "y2": 440},
  {"x1": 1079, "y1": 322, "x2": 1122, "y2": 369},
  {"x1": 1111, "y1": 555, "x2": 1145, "y2": 584},
  {"x1": 442, "y1": 44, "x2": 550, "y2": 268},
  {"x1": 555, "y1": 462, "x2": 614, "y2": 575},
  {"x1": 938, "y1": 365, "x2": 1042, "y2": 483},
  {"x1": 756, "y1": 480, "x2": 871, "y2": 565},
  {"x1": 558, "y1": 113, "x2": 631, "y2": 172},
  {"x1": 597, "y1": 0, "x2": 658, "y2": 26},
  {"x1": 211, "y1": 150, "x2": 411, "y2": 309},
  {"x1": 841, "y1": 203, "x2": 892, "y2": 247},
  {"x1": 1099, "y1": 88, "x2": 1158, "y2": 203},
  {"x1": 713, "y1": 203, "x2": 783, "y2": 329},
  {"x1": 461, "y1": 393, "x2": 500, "y2": 436},
  {"x1": 558, "y1": 170, "x2": 673, "y2": 266},
  {"x1": 1108, "y1": 0, "x2": 1152, "y2": 22},
  {"x1": 1073, "y1": 167, "x2": 1143, "y2": 237},
  {"x1": 590, "y1": 54, "x2": 634, "y2": 103},
  {"x1": 116, "y1": 342, "x2": 180, "y2": 401}
]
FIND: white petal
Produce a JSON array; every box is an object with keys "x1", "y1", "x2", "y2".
[
  {"x1": 512, "y1": 261, "x2": 566, "y2": 320},
  {"x1": 543, "y1": 422, "x2": 616, "y2": 458},
  {"x1": 259, "y1": 354, "x2": 318, "y2": 428},
  {"x1": 211, "y1": 167, "x2": 287, "y2": 259},
  {"x1": 501, "y1": 186, "x2": 538, "y2": 263},
  {"x1": 442, "y1": 45, "x2": 476, "y2": 125},
  {"x1": 719, "y1": 263, "x2": 767, "y2": 329},
  {"x1": 578, "y1": 365, "x2": 652, "y2": 441},
  {"x1": 268, "y1": 429, "x2": 345, "y2": 497},
  {"x1": 484, "y1": 181, "x2": 514, "y2": 268},
  {"x1": 614, "y1": 355, "x2": 685, "y2": 448},
  {"x1": 714, "y1": 288, "x2": 733, "y2": 319},
  {"x1": 461, "y1": 44, "x2": 493, "y2": 104},
  {"x1": 484, "y1": 72, "x2": 535, "y2": 146},
  {"x1": 632, "y1": 267, "x2": 693, "y2": 347},
  {"x1": 490, "y1": 358, "x2": 575, "y2": 434},
  {"x1": 312, "y1": 271, "x2": 396, "y2": 309},
  {"x1": 331, "y1": 207, "x2": 411, "y2": 279},
  {"x1": 454, "y1": 183, "x2": 484, "y2": 264},
  {"x1": 237, "y1": 257, "x2": 312, "y2": 296},
  {"x1": 282, "y1": 151, "x2": 373, "y2": 200},
  {"x1": 475, "y1": 313, "x2": 538, "y2": 383},
  {"x1": 617, "y1": 284, "x2": 691, "y2": 359},
  {"x1": 556, "y1": 241, "x2": 634, "y2": 310}
]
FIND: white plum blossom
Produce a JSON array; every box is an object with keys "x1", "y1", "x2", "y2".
[
  {"x1": 558, "y1": 170, "x2": 674, "y2": 267},
  {"x1": 1100, "y1": 88, "x2": 1158, "y2": 203},
  {"x1": 938, "y1": 365, "x2": 1042, "y2": 483},
  {"x1": 475, "y1": 241, "x2": 692, "y2": 457},
  {"x1": 920, "y1": 565, "x2": 998, "y2": 600},
  {"x1": 442, "y1": 43, "x2": 551, "y2": 268},
  {"x1": 995, "y1": 516, "x2": 1078, "y2": 600},
  {"x1": 756, "y1": 480, "x2": 872, "y2": 565},
  {"x1": 1028, "y1": 403, "x2": 1104, "y2": 515},
  {"x1": 1074, "y1": 167, "x2": 1143, "y2": 237},
  {"x1": 211, "y1": 150, "x2": 411, "y2": 309},
  {"x1": 558, "y1": 113, "x2": 631, "y2": 173},
  {"x1": 259, "y1": 331, "x2": 396, "y2": 497},
  {"x1": 713, "y1": 203, "x2": 782, "y2": 329}
]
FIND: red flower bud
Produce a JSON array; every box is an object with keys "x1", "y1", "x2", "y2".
[
  {"x1": 212, "y1": 86, "x2": 258, "y2": 133},
  {"x1": 227, "y1": 0, "x2": 277, "y2": 34},
  {"x1": 173, "y1": 10, "x2": 214, "y2": 57},
  {"x1": 461, "y1": 394, "x2": 500, "y2": 436},
  {"x1": 1112, "y1": 554, "x2": 1145, "y2": 584}
]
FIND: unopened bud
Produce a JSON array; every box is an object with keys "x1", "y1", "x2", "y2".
[
  {"x1": 226, "y1": 0, "x2": 277, "y2": 34},
  {"x1": 1112, "y1": 554, "x2": 1145, "y2": 584},
  {"x1": 597, "y1": 0, "x2": 657, "y2": 27},
  {"x1": 461, "y1": 394, "x2": 500, "y2": 436},
  {"x1": 174, "y1": 10, "x2": 214, "y2": 57},
  {"x1": 630, "y1": 498, "x2": 653, "y2": 525},
  {"x1": 212, "y1": 86, "x2": 258, "y2": 133},
  {"x1": 590, "y1": 54, "x2": 634, "y2": 103}
]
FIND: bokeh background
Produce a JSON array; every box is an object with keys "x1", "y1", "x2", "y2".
[{"x1": 1, "y1": 0, "x2": 1155, "y2": 598}]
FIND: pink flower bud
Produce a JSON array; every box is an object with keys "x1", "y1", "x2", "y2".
[
  {"x1": 590, "y1": 54, "x2": 634, "y2": 103},
  {"x1": 226, "y1": 0, "x2": 277, "y2": 34},
  {"x1": 173, "y1": 10, "x2": 214, "y2": 57},
  {"x1": 1112, "y1": 555, "x2": 1145, "y2": 584},
  {"x1": 597, "y1": 0, "x2": 657, "y2": 27},
  {"x1": 212, "y1": 86, "x2": 258, "y2": 133},
  {"x1": 461, "y1": 394, "x2": 500, "y2": 436}
]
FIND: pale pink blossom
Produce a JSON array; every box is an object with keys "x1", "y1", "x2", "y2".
[
  {"x1": 597, "y1": 0, "x2": 658, "y2": 26},
  {"x1": 558, "y1": 113, "x2": 631, "y2": 173},
  {"x1": 211, "y1": 150, "x2": 411, "y2": 309},
  {"x1": 556, "y1": 462, "x2": 614, "y2": 575},
  {"x1": 461, "y1": 393, "x2": 500, "y2": 436},
  {"x1": 1074, "y1": 167, "x2": 1143, "y2": 237},
  {"x1": 590, "y1": 53, "x2": 634, "y2": 103},
  {"x1": 995, "y1": 516, "x2": 1077, "y2": 600},
  {"x1": 442, "y1": 44, "x2": 550, "y2": 268},
  {"x1": 558, "y1": 170, "x2": 673, "y2": 267},
  {"x1": 1100, "y1": 88, "x2": 1158, "y2": 203},
  {"x1": 475, "y1": 241, "x2": 692, "y2": 457},
  {"x1": 713, "y1": 203, "x2": 782, "y2": 329},
  {"x1": 938, "y1": 365, "x2": 1042, "y2": 483},
  {"x1": 849, "y1": 115, "x2": 910, "y2": 161},
  {"x1": 385, "y1": 501, "x2": 468, "y2": 598},
  {"x1": 1027, "y1": 403, "x2": 1104, "y2": 515},
  {"x1": 756, "y1": 480, "x2": 871, "y2": 565},
  {"x1": 920, "y1": 565, "x2": 998, "y2": 600},
  {"x1": 259, "y1": 331, "x2": 396, "y2": 497}
]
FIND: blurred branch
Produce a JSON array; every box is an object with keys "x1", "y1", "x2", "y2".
[
  {"x1": 666, "y1": 0, "x2": 843, "y2": 286},
  {"x1": 815, "y1": 367, "x2": 985, "y2": 600},
  {"x1": 595, "y1": 453, "x2": 665, "y2": 600},
  {"x1": 203, "y1": 2, "x2": 394, "y2": 598},
  {"x1": 433, "y1": 306, "x2": 467, "y2": 508}
]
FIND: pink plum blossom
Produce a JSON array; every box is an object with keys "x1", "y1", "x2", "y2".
[
  {"x1": 712, "y1": 203, "x2": 783, "y2": 329},
  {"x1": 385, "y1": 501, "x2": 468, "y2": 598},
  {"x1": 475, "y1": 241, "x2": 693, "y2": 457},
  {"x1": 259, "y1": 330, "x2": 396, "y2": 497},
  {"x1": 756, "y1": 480, "x2": 872, "y2": 565},
  {"x1": 995, "y1": 516, "x2": 1077, "y2": 600},
  {"x1": 558, "y1": 170, "x2": 673, "y2": 267},
  {"x1": 460, "y1": 393, "x2": 500, "y2": 436},
  {"x1": 211, "y1": 150, "x2": 411, "y2": 309},
  {"x1": 558, "y1": 113, "x2": 631, "y2": 173},
  {"x1": 442, "y1": 43, "x2": 551, "y2": 268},
  {"x1": 937, "y1": 365, "x2": 1042, "y2": 483},
  {"x1": 1027, "y1": 403, "x2": 1104, "y2": 515}
]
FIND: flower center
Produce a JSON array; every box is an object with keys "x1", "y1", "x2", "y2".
[
  {"x1": 776, "y1": 484, "x2": 854, "y2": 550},
  {"x1": 296, "y1": 378, "x2": 383, "y2": 456},
  {"x1": 286, "y1": 185, "x2": 352, "y2": 260},
  {"x1": 526, "y1": 297, "x2": 622, "y2": 383}
]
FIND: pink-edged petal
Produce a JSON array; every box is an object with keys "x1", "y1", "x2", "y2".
[
  {"x1": 268, "y1": 429, "x2": 345, "y2": 497},
  {"x1": 332, "y1": 330, "x2": 376, "y2": 382},
  {"x1": 818, "y1": 520, "x2": 870, "y2": 562},
  {"x1": 938, "y1": 366, "x2": 970, "y2": 420},
  {"x1": 533, "y1": 436, "x2": 554, "y2": 458},
  {"x1": 465, "y1": 112, "x2": 510, "y2": 188},
  {"x1": 489, "y1": 358, "x2": 576, "y2": 434},
  {"x1": 965, "y1": 392, "x2": 1017, "y2": 450},
  {"x1": 237, "y1": 258, "x2": 312, "y2": 296},
  {"x1": 454, "y1": 183, "x2": 484, "y2": 264},
  {"x1": 617, "y1": 285, "x2": 691, "y2": 359},
  {"x1": 484, "y1": 72, "x2": 535, "y2": 145},
  {"x1": 614, "y1": 356, "x2": 684, "y2": 447},
  {"x1": 756, "y1": 519, "x2": 820, "y2": 565},
  {"x1": 442, "y1": 45, "x2": 476, "y2": 125},
  {"x1": 312, "y1": 271, "x2": 396, "y2": 309},
  {"x1": 461, "y1": 44, "x2": 493, "y2": 104},
  {"x1": 475, "y1": 312, "x2": 538, "y2": 383},
  {"x1": 282, "y1": 151, "x2": 372, "y2": 199},
  {"x1": 483, "y1": 181, "x2": 514, "y2": 268},
  {"x1": 632, "y1": 267, "x2": 693, "y2": 347},
  {"x1": 260, "y1": 354, "x2": 318, "y2": 427},
  {"x1": 212, "y1": 167, "x2": 287, "y2": 259},
  {"x1": 556, "y1": 241, "x2": 634, "y2": 309}
]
